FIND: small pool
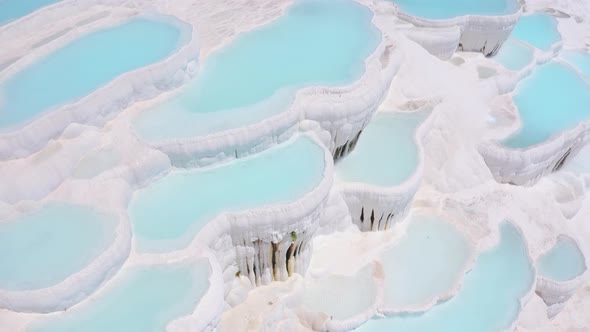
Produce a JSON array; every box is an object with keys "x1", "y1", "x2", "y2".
[
  {"x1": 511, "y1": 14, "x2": 561, "y2": 51},
  {"x1": 381, "y1": 214, "x2": 472, "y2": 310},
  {"x1": 537, "y1": 236, "x2": 586, "y2": 282},
  {"x1": 28, "y1": 261, "x2": 210, "y2": 332},
  {"x1": 133, "y1": 0, "x2": 380, "y2": 141},
  {"x1": 390, "y1": 0, "x2": 519, "y2": 20},
  {"x1": 0, "y1": 0, "x2": 61, "y2": 25},
  {"x1": 0, "y1": 17, "x2": 183, "y2": 129},
  {"x1": 562, "y1": 50, "x2": 590, "y2": 78},
  {"x1": 502, "y1": 61, "x2": 590, "y2": 148},
  {"x1": 302, "y1": 264, "x2": 377, "y2": 320},
  {"x1": 129, "y1": 136, "x2": 325, "y2": 253},
  {"x1": 336, "y1": 110, "x2": 427, "y2": 187},
  {"x1": 0, "y1": 204, "x2": 116, "y2": 291},
  {"x1": 493, "y1": 37, "x2": 534, "y2": 71},
  {"x1": 356, "y1": 223, "x2": 533, "y2": 332}
]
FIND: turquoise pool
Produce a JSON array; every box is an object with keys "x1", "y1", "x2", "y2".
[
  {"x1": 0, "y1": 0, "x2": 61, "y2": 25},
  {"x1": 390, "y1": 0, "x2": 519, "y2": 20},
  {"x1": 0, "y1": 17, "x2": 183, "y2": 129},
  {"x1": 493, "y1": 37, "x2": 534, "y2": 71},
  {"x1": 537, "y1": 236, "x2": 586, "y2": 281},
  {"x1": 511, "y1": 14, "x2": 560, "y2": 50},
  {"x1": 133, "y1": 0, "x2": 380, "y2": 141},
  {"x1": 28, "y1": 262, "x2": 210, "y2": 332},
  {"x1": 129, "y1": 136, "x2": 325, "y2": 252},
  {"x1": 503, "y1": 61, "x2": 590, "y2": 148},
  {"x1": 357, "y1": 223, "x2": 533, "y2": 332},
  {"x1": 562, "y1": 50, "x2": 590, "y2": 78},
  {"x1": 381, "y1": 214, "x2": 471, "y2": 310},
  {"x1": 336, "y1": 110, "x2": 427, "y2": 187},
  {"x1": 0, "y1": 204, "x2": 116, "y2": 291}
]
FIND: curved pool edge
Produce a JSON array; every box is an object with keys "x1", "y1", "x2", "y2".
[
  {"x1": 0, "y1": 11, "x2": 200, "y2": 160},
  {"x1": 384, "y1": 0, "x2": 523, "y2": 57},
  {"x1": 0, "y1": 202, "x2": 131, "y2": 313},
  {"x1": 336, "y1": 105, "x2": 435, "y2": 232}
]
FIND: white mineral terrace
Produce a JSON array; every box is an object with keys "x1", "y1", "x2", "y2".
[{"x1": 1, "y1": 0, "x2": 590, "y2": 331}]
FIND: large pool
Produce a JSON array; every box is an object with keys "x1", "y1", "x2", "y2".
[
  {"x1": 381, "y1": 214, "x2": 472, "y2": 310},
  {"x1": 133, "y1": 0, "x2": 380, "y2": 141},
  {"x1": 336, "y1": 110, "x2": 427, "y2": 187},
  {"x1": 511, "y1": 14, "x2": 561, "y2": 51},
  {"x1": 537, "y1": 236, "x2": 586, "y2": 282},
  {"x1": 390, "y1": 0, "x2": 519, "y2": 20},
  {"x1": 129, "y1": 136, "x2": 325, "y2": 253},
  {"x1": 0, "y1": 0, "x2": 61, "y2": 25},
  {"x1": 357, "y1": 223, "x2": 533, "y2": 332},
  {"x1": 0, "y1": 204, "x2": 116, "y2": 291},
  {"x1": 28, "y1": 261, "x2": 210, "y2": 332},
  {"x1": 0, "y1": 17, "x2": 183, "y2": 129},
  {"x1": 503, "y1": 61, "x2": 590, "y2": 148}
]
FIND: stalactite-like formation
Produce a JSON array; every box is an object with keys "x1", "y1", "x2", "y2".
[{"x1": 333, "y1": 130, "x2": 363, "y2": 162}]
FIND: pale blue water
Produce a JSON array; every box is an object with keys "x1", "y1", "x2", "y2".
[
  {"x1": 29, "y1": 262, "x2": 210, "y2": 332},
  {"x1": 493, "y1": 37, "x2": 534, "y2": 71},
  {"x1": 562, "y1": 50, "x2": 590, "y2": 78},
  {"x1": 129, "y1": 136, "x2": 325, "y2": 252},
  {"x1": 511, "y1": 14, "x2": 560, "y2": 50},
  {"x1": 336, "y1": 110, "x2": 427, "y2": 187},
  {"x1": 0, "y1": 204, "x2": 116, "y2": 291},
  {"x1": 537, "y1": 236, "x2": 586, "y2": 281},
  {"x1": 382, "y1": 215, "x2": 471, "y2": 309},
  {"x1": 356, "y1": 223, "x2": 533, "y2": 332},
  {"x1": 0, "y1": 0, "x2": 61, "y2": 25},
  {"x1": 390, "y1": 0, "x2": 519, "y2": 19},
  {"x1": 0, "y1": 18, "x2": 182, "y2": 129},
  {"x1": 133, "y1": 0, "x2": 380, "y2": 141},
  {"x1": 503, "y1": 62, "x2": 590, "y2": 148}
]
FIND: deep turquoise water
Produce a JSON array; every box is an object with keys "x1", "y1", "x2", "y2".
[
  {"x1": 336, "y1": 110, "x2": 427, "y2": 187},
  {"x1": 381, "y1": 215, "x2": 471, "y2": 309},
  {"x1": 129, "y1": 136, "x2": 325, "y2": 253},
  {"x1": 511, "y1": 14, "x2": 560, "y2": 50},
  {"x1": 29, "y1": 262, "x2": 210, "y2": 332},
  {"x1": 537, "y1": 237, "x2": 586, "y2": 281},
  {"x1": 503, "y1": 62, "x2": 590, "y2": 148},
  {"x1": 493, "y1": 37, "x2": 534, "y2": 71},
  {"x1": 356, "y1": 223, "x2": 533, "y2": 332},
  {"x1": 0, "y1": 18, "x2": 182, "y2": 129},
  {"x1": 0, "y1": 204, "x2": 116, "y2": 291},
  {"x1": 133, "y1": 0, "x2": 380, "y2": 141},
  {"x1": 390, "y1": 0, "x2": 519, "y2": 19},
  {"x1": 562, "y1": 50, "x2": 590, "y2": 78},
  {"x1": 0, "y1": 0, "x2": 61, "y2": 25}
]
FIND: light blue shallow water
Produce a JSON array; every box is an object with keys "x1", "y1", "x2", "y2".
[
  {"x1": 493, "y1": 37, "x2": 534, "y2": 71},
  {"x1": 503, "y1": 61, "x2": 590, "y2": 148},
  {"x1": 29, "y1": 262, "x2": 210, "y2": 332},
  {"x1": 511, "y1": 14, "x2": 560, "y2": 50},
  {"x1": 0, "y1": 18, "x2": 182, "y2": 129},
  {"x1": 0, "y1": 0, "x2": 61, "y2": 25},
  {"x1": 0, "y1": 204, "x2": 116, "y2": 291},
  {"x1": 382, "y1": 215, "x2": 471, "y2": 309},
  {"x1": 356, "y1": 223, "x2": 533, "y2": 332},
  {"x1": 562, "y1": 50, "x2": 590, "y2": 78},
  {"x1": 537, "y1": 236, "x2": 586, "y2": 281},
  {"x1": 336, "y1": 110, "x2": 427, "y2": 187},
  {"x1": 390, "y1": 0, "x2": 519, "y2": 20},
  {"x1": 129, "y1": 136, "x2": 325, "y2": 253},
  {"x1": 133, "y1": 0, "x2": 380, "y2": 141}
]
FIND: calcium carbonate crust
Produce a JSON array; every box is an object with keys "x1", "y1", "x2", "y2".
[
  {"x1": 381, "y1": 0, "x2": 522, "y2": 57},
  {"x1": 0, "y1": 9, "x2": 199, "y2": 160}
]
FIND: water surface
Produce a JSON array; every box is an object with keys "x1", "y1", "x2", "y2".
[
  {"x1": 511, "y1": 14, "x2": 560, "y2": 50},
  {"x1": 390, "y1": 0, "x2": 519, "y2": 20},
  {"x1": 0, "y1": 0, "x2": 61, "y2": 25},
  {"x1": 537, "y1": 236, "x2": 586, "y2": 281}
]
